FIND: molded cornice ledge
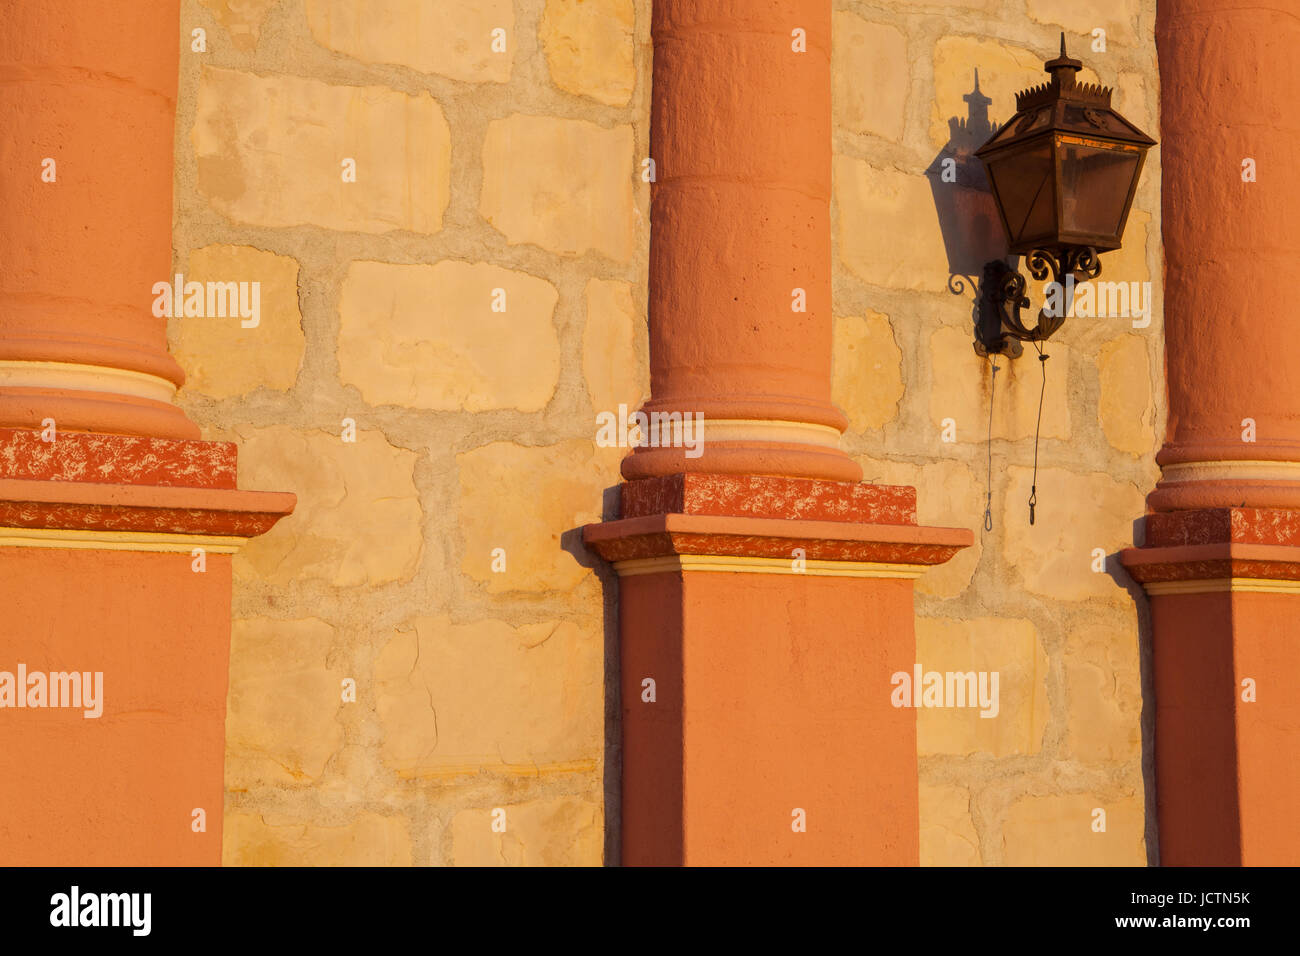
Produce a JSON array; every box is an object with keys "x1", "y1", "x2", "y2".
[
  {"x1": 584, "y1": 474, "x2": 971, "y2": 577},
  {"x1": 1120, "y1": 506, "x2": 1300, "y2": 593},
  {"x1": 0, "y1": 427, "x2": 295, "y2": 549}
]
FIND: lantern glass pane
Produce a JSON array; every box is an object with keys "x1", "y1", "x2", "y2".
[
  {"x1": 1059, "y1": 143, "x2": 1139, "y2": 238},
  {"x1": 987, "y1": 141, "x2": 1056, "y2": 246}
]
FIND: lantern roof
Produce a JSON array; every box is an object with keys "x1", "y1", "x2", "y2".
[{"x1": 975, "y1": 34, "x2": 1156, "y2": 158}]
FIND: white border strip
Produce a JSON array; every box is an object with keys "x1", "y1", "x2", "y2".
[
  {"x1": 0, "y1": 360, "x2": 177, "y2": 403},
  {"x1": 1161, "y1": 460, "x2": 1300, "y2": 483},
  {"x1": 0, "y1": 527, "x2": 246, "y2": 554},
  {"x1": 640, "y1": 418, "x2": 843, "y2": 450},
  {"x1": 1145, "y1": 577, "x2": 1300, "y2": 595},
  {"x1": 613, "y1": 554, "x2": 926, "y2": 579}
]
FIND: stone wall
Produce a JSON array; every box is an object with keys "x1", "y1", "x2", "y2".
[
  {"x1": 172, "y1": 0, "x2": 648, "y2": 866},
  {"x1": 171, "y1": 0, "x2": 1162, "y2": 865},
  {"x1": 831, "y1": 0, "x2": 1161, "y2": 864}
]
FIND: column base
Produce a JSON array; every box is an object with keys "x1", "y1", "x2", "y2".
[
  {"x1": 0, "y1": 387, "x2": 199, "y2": 440},
  {"x1": 0, "y1": 354, "x2": 198, "y2": 439},
  {"x1": 0, "y1": 428, "x2": 293, "y2": 865},
  {"x1": 1121, "y1": 507, "x2": 1300, "y2": 865},
  {"x1": 583, "y1": 474, "x2": 971, "y2": 865},
  {"x1": 1149, "y1": 441, "x2": 1300, "y2": 511},
  {"x1": 618, "y1": 402, "x2": 862, "y2": 483}
]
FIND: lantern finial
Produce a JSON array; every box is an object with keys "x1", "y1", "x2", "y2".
[{"x1": 1044, "y1": 32, "x2": 1083, "y2": 82}]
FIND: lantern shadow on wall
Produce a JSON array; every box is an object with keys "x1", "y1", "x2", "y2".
[
  {"x1": 926, "y1": 69, "x2": 1007, "y2": 302},
  {"x1": 930, "y1": 37, "x2": 1156, "y2": 359}
]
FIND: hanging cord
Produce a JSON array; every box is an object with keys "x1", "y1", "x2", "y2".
[
  {"x1": 984, "y1": 355, "x2": 1000, "y2": 532},
  {"x1": 1029, "y1": 340, "x2": 1049, "y2": 525}
]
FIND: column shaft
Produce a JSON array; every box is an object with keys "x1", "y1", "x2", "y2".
[
  {"x1": 1151, "y1": 0, "x2": 1300, "y2": 508},
  {"x1": 0, "y1": 0, "x2": 195, "y2": 438},
  {"x1": 624, "y1": 0, "x2": 859, "y2": 482}
]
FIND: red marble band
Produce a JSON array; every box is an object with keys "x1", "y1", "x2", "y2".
[
  {"x1": 1144, "y1": 507, "x2": 1300, "y2": 548},
  {"x1": 619, "y1": 473, "x2": 916, "y2": 524},
  {"x1": 0, "y1": 427, "x2": 238, "y2": 488}
]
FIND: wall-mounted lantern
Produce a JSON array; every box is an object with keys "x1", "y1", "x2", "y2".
[{"x1": 973, "y1": 35, "x2": 1155, "y2": 356}]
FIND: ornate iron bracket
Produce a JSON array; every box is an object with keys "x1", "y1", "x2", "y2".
[{"x1": 974, "y1": 246, "x2": 1101, "y2": 357}]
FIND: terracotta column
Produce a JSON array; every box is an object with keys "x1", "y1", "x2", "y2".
[
  {"x1": 0, "y1": 2, "x2": 195, "y2": 439},
  {"x1": 1119, "y1": 0, "x2": 1300, "y2": 865},
  {"x1": 0, "y1": 1, "x2": 293, "y2": 865},
  {"x1": 622, "y1": 0, "x2": 858, "y2": 483},
  {"x1": 586, "y1": 0, "x2": 970, "y2": 865}
]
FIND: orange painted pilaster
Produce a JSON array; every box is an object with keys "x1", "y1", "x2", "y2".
[
  {"x1": 0, "y1": 2, "x2": 294, "y2": 865},
  {"x1": 587, "y1": 477, "x2": 969, "y2": 865},
  {"x1": 589, "y1": 0, "x2": 970, "y2": 866},
  {"x1": 1119, "y1": 0, "x2": 1300, "y2": 865}
]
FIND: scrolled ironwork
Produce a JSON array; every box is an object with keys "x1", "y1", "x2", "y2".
[{"x1": 974, "y1": 246, "x2": 1101, "y2": 354}]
